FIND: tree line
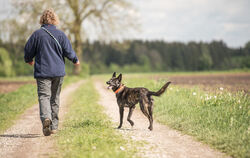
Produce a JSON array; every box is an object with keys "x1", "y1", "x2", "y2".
[
  {"x1": 0, "y1": 39, "x2": 249, "y2": 76},
  {"x1": 82, "y1": 40, "x2": 250, "y2": 74}
]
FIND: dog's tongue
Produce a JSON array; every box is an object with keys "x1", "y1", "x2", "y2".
[{"x1": 107, "y1": 85, "x2": 112, "y2": 89}]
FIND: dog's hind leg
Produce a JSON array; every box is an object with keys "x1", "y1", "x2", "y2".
[
  {"x1": 148, "y1": 101, "x2": 154, "y2": 131},
  {"x1": 127, "y1": 105, "x2": 135, "y2": 127},
  {"x1": 139, "y1": 100, "x2": 153, "y2": 131},
  {"x1": 118, "y1": 106, "x2": 124, "y2": 129}
]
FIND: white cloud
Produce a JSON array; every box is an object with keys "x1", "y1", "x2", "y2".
[{"x1": 130, "y1": 0, "x2": 250, "y2": 47}]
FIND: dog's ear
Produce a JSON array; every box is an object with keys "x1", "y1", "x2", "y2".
[
  {"x1": 112, "y1": 72, "x2": 116, "y2": 77},
  {"x1": 117, "y1": 74, "x2": 122, "y2": 82}
]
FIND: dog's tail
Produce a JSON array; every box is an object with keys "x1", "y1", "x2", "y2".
[{"x1": 148, "y1": 82, "x2": 171, "y2": 97}]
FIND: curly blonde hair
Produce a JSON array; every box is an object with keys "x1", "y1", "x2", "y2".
[{"x1": 39, "y1": 8, "x2": 59, "y2": 25}]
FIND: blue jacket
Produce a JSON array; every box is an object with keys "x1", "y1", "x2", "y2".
[{"x1": 24, "y1": 24, "x2": 78, "y2": 78}]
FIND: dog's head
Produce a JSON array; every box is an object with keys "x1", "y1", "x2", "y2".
[{"x1": 106, "y1": 72, "x2": 122, "y2": 91}]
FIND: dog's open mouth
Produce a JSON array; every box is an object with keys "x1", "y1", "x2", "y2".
[{"x1": 107, "y1": 85, "x2": 113, "y2": 89}]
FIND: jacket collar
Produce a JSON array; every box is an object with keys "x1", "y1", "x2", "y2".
[{"x1": 41, "y1": 24, "x2": 56, "y2": 29}]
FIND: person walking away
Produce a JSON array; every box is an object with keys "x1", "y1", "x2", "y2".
[{"x1": 24, "y1": 8, "x2": 80, "y2": 136}]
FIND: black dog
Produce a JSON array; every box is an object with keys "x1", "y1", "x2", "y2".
[{"x1": 106, "y1": 72, "x2": 171, "y2": 131}]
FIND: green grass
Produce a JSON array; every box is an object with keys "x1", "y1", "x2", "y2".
[
  {"x1": 119, "y1": 77, "x2": 249, "y2": 158},
  {"x1": 0, "y1": 84, "x2": 37, "y2": 133},
  {"x1": 0, "y1": 76, "x2": 82, "y2": 133},
  {"x1": 62, "y1": 76, "x2": 82, "y2": 88},
  {"x1": 56, "y1": 80, "x2": 138, "y2": 158}
]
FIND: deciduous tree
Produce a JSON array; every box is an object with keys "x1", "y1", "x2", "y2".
[{"x1": 3, "y1": 0, "x2": 139, "y2": 74}]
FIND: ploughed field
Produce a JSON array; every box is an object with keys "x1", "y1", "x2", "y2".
[
  {"x1": 151, "y1": 72, "x2": 250, "y2": 94},
  {"x1": 0, "y1": 81, "x2": 35, "y2": 93}
]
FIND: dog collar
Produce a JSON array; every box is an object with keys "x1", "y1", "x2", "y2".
[{"x1": 115, "y1": 85, "x2": 125, "y2": 94}]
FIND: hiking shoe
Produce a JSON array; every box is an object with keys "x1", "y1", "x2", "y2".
[
  {"x1": 42, "y1": 118, "x2": 51, "y2": 136},
  {"x1": 50, "y1": 130, "x2": 57, "y2": 134}
]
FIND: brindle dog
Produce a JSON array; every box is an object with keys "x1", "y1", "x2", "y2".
[{"x1": 106, "y1": 72, "x2": 171, "y2": 131}]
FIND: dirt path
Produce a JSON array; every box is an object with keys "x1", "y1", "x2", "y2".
[
  {"x1": 0, "y1": 80, "x2": 85, "y2": 158},
  {"x1": 94, "y1": 81, "x2": 230, "y2": 158}
]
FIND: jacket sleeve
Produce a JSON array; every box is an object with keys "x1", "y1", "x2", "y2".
[
  {"x1": 24, "y1": 33, "x2": 37, "y2": 63},
  {"x1": 61, "y1": 33, "x2": 78, "y2": 63}
]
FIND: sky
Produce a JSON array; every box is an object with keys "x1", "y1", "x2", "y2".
[
  {"x1": 0, "y1": 0, "x2": 249, "y2": 48},
  {"x1": 130, "y1": 0, "x2": 250, "y2": 48}
]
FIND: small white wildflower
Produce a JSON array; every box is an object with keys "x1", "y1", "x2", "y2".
[
  {"x1": 220, "y1": 87, "x2": 224, "y2": 91},
  {"x1": 131, "y1": 136, "x2": 135, "y2": 140},
  {"x1": 193, "y1": 92, "x2": 197, "y2": 96},
  {"x1": 205, "y1": 96, "x2": 212, "y2": 100},
  {"x1": 238, "y1": 100, "x2": 241, "y2": 103},
  {"x1": 230, "y1": 117, "x2": 233, "y2": 127},
  {"x1": 120, "y1": 146, "x2": 125, "y2": 151},
  {"x1": 170, "y1": 87, "x2": 173, "y2": 90},
  {"x1": 214, "y1": 96, "x2": 217, "y2": 99},
  {"x1": 200, "y1": 96, "x2": 203, "y2": 99},
  {"x1": 239, "y1": 106, "x2": 242, "y2": 109},
  {"x1": 92, "y1": 146, "x2": 96, "y2": 150}
]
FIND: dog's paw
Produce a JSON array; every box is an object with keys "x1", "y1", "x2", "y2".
[
  {"x1": 117, "y1": 125, "x2": 122, "y2": 129},
  {"x1": 148, "y1": 126, "x2": 153, "y2": 131},
  {"x1": 130, "y1": 122, "x2": 134, "y2": 127}
]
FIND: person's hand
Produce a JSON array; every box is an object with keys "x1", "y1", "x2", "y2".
[
  {"x1": 74, "y1": 60, "x2": 80, "y2": 65},
  {"x1": 28, "y1": 61, "x2": 34, "y2": 66}
]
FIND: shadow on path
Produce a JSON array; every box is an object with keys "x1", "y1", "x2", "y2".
[{"x1": 0, "y1": 134, "x2": 41, "y2": 138}]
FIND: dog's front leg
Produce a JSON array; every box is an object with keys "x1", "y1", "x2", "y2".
[
  {"x1": 127, "y1": 106, "x2": 135, "y2": 127},
  {"x1": 118, "y1": 106, "x2": 124, "y2": 129}
]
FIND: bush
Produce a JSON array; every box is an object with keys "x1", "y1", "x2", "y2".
[
  {"x1": 0, "y1": 47, "x2": 15, "y2": 77},
  {"x1": 14, "y1": 60, "x2": 33, "y2": 76},
  {"x1": 79, "y1": 62, "x2": 89, "y2": 77}
]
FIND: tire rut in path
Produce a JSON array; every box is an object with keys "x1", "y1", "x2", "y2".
[
  {"x1": 94, "y1": 81, "x2": 230, "y2": 158},
  {"x1": 0, "y1": 80, "x2": 85, "y2": 158}
]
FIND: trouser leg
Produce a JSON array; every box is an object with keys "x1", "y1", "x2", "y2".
[
  {"x1": 50, "y1": 77, "x2": 64, "y2": 130},
  {"x1": 36, "y1": 78, "x2": 52, "y2": 123}
]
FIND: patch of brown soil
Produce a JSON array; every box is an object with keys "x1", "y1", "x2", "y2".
[
  {"x1": 153, "y1": 73, "x2": 250, "y2": 93},
  {"x1": 0, "y1": 81, "x2": 36, "y2": 93}
]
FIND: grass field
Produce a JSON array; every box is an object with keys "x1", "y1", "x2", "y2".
[
  {"x1": 56, "y1": 79, "x2": 139, "y2": 158},
  {"x1": 115, "y1": 76, "x2": 249, "y2": 158},
  {"x1": 0, "y1": 76, "x2": 81, "y2": 133}
]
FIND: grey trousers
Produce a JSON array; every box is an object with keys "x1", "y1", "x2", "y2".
[{"x1": 36, "y1": 77, "x2": 64, "y2": 130}]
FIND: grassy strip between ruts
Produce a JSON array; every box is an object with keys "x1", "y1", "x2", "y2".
[
  {"x1": 121, "y1": 77, "x2": 249, "y2": 158},
  {"x1": 55, "y1": 79, "x2": 139, "y2": 158},
  {"x1": 0, "y1": 76, "x2": 81, "y2": 134}
]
